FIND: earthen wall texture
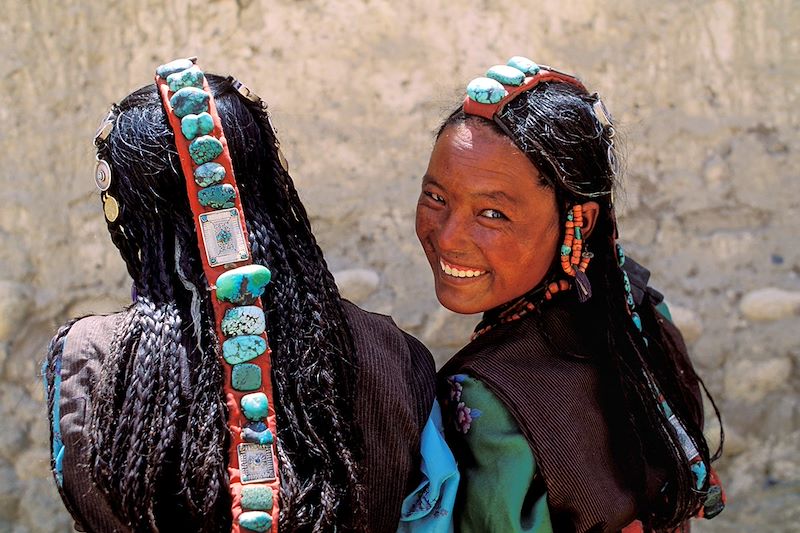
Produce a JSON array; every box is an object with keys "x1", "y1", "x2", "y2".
[{"x1": 0, "y1": 1, "x2": 797, "y2": 530}]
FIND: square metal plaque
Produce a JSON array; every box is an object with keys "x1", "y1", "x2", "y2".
[
  {"x1": 198, "y1": 208, "x2": 249, "y2": 266},
  {"x1": 238, "y1": 443, "x2": 276, "y2": 484}
]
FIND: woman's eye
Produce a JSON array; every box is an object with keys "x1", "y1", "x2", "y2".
[
  {"x1": 424, "y1": 191, "x2": 445, "y2": 203},
  {"x1": 480, "y1": 209, "x2": 507, "y2": 220}
]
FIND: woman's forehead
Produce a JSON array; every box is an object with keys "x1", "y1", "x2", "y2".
[{"x1": 431, "y1": 122, "x2": 540, "y2": 183}]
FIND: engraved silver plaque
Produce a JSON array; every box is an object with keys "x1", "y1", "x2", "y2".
[
  {"x1": 198, "y1": 208, "x2": 249, "y2": 266},
  {"x1": 238, "y1": 443, "x2": 276, "y2": 484}
]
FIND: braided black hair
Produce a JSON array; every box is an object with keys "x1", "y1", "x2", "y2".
[
  {"x1": 46, "y1": 75, "x2": 365, "y2": 532},
  {"x1": 439, "y1": 82, "x2": 723, "y2": 530}
]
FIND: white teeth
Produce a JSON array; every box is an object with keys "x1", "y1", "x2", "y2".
[{"x1": 439, "y1": 259, "x2": 485, "y2": 278}]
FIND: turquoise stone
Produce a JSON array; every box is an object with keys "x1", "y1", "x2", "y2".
[
  {"x1": 631, "y1": 312, "x2": 642, "y2": 331},
  {"x1": 560, "y1": 244, "x2": 571, "y2": 256},
  {"x1": 242, "y1": 425, "x2": 274, "y2": 445},
  {"x1": 181, "y1": 112, "x2": 215, "y2": 141},
  {"x1": 168, "y1": 66, "x2": 205, "y2": 92},
  {"x1": 189, "y1": 135, "x2": 223, "y2": 164},
  {"x1": 241, "y1": 485, "x2": 273, "y2": 511},
  {"x1": 622, "y1": 271, "x2": 631, "y2": 292},
  {"x1": 486, "y1": 65, "x2": 525, "y2": 86},
  {"x1": 574, "y1": 227, "x2": 582, "y2": 240},
  {"x1": 239, "y1": 511, "x2": 272, "y2": 532},
  {"x1": 466, "y1": 77, "x2": 508, "y2": 104},
  {"x1": 194, "y1": 162, "x2": 226, "y2": 187},
  {"x1": 223, "y1": 335, "x2": 267, "y2": 364},
  {"x1": 241, "y1": 393, "x2": 269, "y2": 421},
  {"x1": 507, "y1": 56, "x2": 541, "y2": 75},
  {"x1": 170, "y1": 87, "x2": 209, "y2": 118},
  {"x1": 216, "y1": 265, "x2": 272, "y2": 305},
  {"x1": 156, "y1": 58, "x2": 193, "y2": 78},
  {"x1": 232, "y1": 363, "x2": 262, "y2": 391},
  {"x1": 691, "y1": 461, "x2": 707, "y2": 489},
  {"x1": 626, "y1": 293, "x2": 634, "y2": 306},
  {"x1": 198, "y1": 184, "x2": 236, "y2": 209},
  {"x1": 222, "y1": 306, "x2": 266, "y2": 336}
]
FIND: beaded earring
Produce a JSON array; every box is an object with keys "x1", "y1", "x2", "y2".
[{"x1": 559, "y1": 204, "x2": 593, "y2": 302}]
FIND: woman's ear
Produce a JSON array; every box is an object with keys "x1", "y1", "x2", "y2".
[{"x1": 579, "y1": 201, "x2": 601, "y2": 238}]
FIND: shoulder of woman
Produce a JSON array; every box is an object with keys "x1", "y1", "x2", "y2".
[{"x1": 340, "y1": 299, "x2": 433, "y2": 363}]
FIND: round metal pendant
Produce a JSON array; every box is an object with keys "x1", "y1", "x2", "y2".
[
  {"x1": 278, "y1": 148, "x2": 288, "y2": 172},
  {"x1": 103, "y1": 194, "x2": 120, "y2": 222},
  {"x1": 94, "y1": 159, "x2": 112, "y2": 191}
]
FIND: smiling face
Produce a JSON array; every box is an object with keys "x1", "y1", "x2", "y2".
[{"x1": 415, "y1": 120, "x2": 561, "y2": 315}]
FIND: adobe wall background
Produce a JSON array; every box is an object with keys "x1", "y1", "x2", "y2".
[{"x1": 0, "y1": 0, "x2": 797, "y2": 530}]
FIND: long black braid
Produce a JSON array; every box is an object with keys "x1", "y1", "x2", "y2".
[
  {"x1": 45, "y1": 75, "x2": 364, "y2": 532},
  {"x1": 439, "y1": 82, "x2": 723, "y2": 531}
]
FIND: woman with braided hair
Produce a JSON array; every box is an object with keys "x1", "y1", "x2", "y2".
[
  {"x1": 416, "y1": 57, "x2": 725, "y2": 532},
  {"x1": 43, "y1": 61, "x2": 453, "y2": 533}
]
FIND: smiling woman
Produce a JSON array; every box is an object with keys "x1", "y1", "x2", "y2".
[
  {"x1": 418, "y1": 57, "x2": 726, "y2": 533},
  {"x1": 417, "y1": 121, "x2": 590, "y2": 314}
]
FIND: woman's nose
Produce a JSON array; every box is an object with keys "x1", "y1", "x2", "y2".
[{"x1": 436, "y1": 210, "x2": 470, "y2": 253}]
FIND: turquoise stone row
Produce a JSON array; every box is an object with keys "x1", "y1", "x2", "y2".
[
  {"x1": 466, "y1": 55, "x2": 542, "y2": 105},
  {"x1": 160, "y1": 60, "x2": 238, "y2": 209}
]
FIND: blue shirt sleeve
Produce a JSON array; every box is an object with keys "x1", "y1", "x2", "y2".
[{"x1": 397, "y1": 399, "x2": 460, "y2": 533}]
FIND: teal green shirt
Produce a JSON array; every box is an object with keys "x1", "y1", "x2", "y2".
[{"x1": 449, "y1": 376, "x2": 553, "y2": 533}]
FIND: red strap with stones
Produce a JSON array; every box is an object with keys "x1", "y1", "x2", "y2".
[
  {"x1": 463, "y1": 68, "x2": 587, "y2": 120},
  {"x1": 155, "y1": 73, "x2": 280, "y2": 533}
]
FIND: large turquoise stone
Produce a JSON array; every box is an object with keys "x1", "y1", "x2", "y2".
[
  {"x1": 168, "y1": 66, "x2": 205, "y2": 92},
  {"x1": 181, "y1": 112, "x2": 215, "y2": 140},
  {"x1": 241, "y1": 485, "x2": 273, "y2": 511},
  {"x1": 216, "y1": 265, "x2": 272, "y2": 305},
  {"x1": 222, "y1": 306, "x2": 266, "y2": 336},
  {"x1": 232, "y1": 363, "x2": 262, "y2": 391},
  {"x1": 466, "y1": 77, "x2": 508, "y2": 104},
  {"x1": 194, "y1": 162, "x2": 226, "y2": 187},
  {"x1": 198, "y1": 184, "x2": 236, "y2": 209},
  {"x1": 189, "y1": 135, "x2": 223, "y2": 164},
  {"x1": 242, "y1": 424, "x2": 274, "y2": 445},
  {"x1": 507, "y1": 56, "x2": 541, "y2": 75},
  {"x1": 170, "y1": 87, "x2": 209, "y2": 118},
  {"x1": 223, "y1": 335, "x2": 267, "y2": 364},
  {"x1": 156, "y1": 58, "x2": 193, "y2": 78},
  {"x1": 239, "y1": 511, "x2": 272, "y2": 532},
  {"x1": 241, "y1": 393, "x2": 269, "y2": 421},
  {"x1": 486, "y1": 65, "x2": 525, "y2": 86}
]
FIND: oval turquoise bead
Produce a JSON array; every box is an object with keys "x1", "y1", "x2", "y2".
[
  {"x1": 181, "y1": 112, "x2": 214, "y2": 141},
  {"x1": 198, "y1": 184, "x2": 236, "y2": 209},
  {"x1": 168, "y1": 66, "x2": 205, "y2": 92},
  {"x1": 622, "y1": 271, "x2": 631, "y2": 292},
  {"x1": 574, "y1": 227, "x2": 582, "y2": 240},
  {"x1": 242, "y1": 425, "x2": 274, "y2": 445},
  {"x1": 170, "y1": 87, "x2": 209, "y2": 118},
  {"x1": 507, "y1": 56, "x2": 541, "y2": 75},
  {"x1": 560, "y1": 244, "x2": 572, "y2": 257},
  {"x1": 216, "y1": 265, "x2": 272, "y2": 305},
  {"x1": 232, "y1": 363, "x2": 262, "y2": 391},
  {"x1": 222, "y1": 306, "x2": 266, "y2": 336},
  {"x1": 241, "y1": 393, "x2": 269, "y2": 421},
  {"x1": 193, "y1": 162, "x2": 226, "y2": 187},
  {"x1": 239, "y1": 511, "x2": 272, "y2": 532},
  {"x1": 156, "y1": 58, "x2": 193, "y2": 78},
  {"x1": 486, "y1": 65, "x2": 525, "y2": 86},
  {"x1": 631, "y1": 312, "x2": 642, "y2": 331},
  {"x1": 223, "y1": 335, "x2": 267, "y2": 364},
  {"x1": 466, "y1": 77, "x2": 508, "y2": 104},
  {"x1": 189, "y1": 135, "x2": 223, "y2": 165},
  {"x1": 241, "y1": 486, "x2": 274, "y2": 511}
]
